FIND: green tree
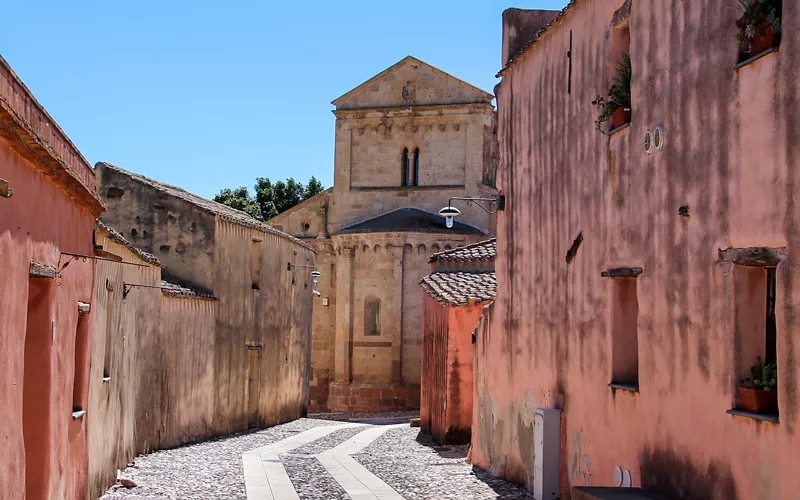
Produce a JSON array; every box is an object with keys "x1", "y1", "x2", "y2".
[
  {"x1": 216, "y1": 176, "x2": 325, "y2": 221},
  {"x1": 304, "y1": 176, "x2": 324, "y2": 199},
  {"x1": 254, "y1": 177, "x2": 279, "y2": 220},
  {"x1": 213, "y1": 187, "x2": 263, "y2": 221}
]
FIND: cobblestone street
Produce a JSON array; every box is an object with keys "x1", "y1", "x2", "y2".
[{"x1": 101, "y1": 414, "x2": 530, "y2": 499}]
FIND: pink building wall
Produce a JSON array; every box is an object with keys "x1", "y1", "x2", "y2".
[
  {"x1": 421, "y1": 293, "x2": 480, "y2": 445},
  {"x1": 0, "y1": 55, "x2": 103, "y2": 500},
  {"x1": 473, "y1": 1, "x2": 800, "y2": 498}
]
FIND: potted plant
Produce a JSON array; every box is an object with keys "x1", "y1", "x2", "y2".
[
  {"x1": 737, "y1": 356, "x2": 778, "y2": 414},
  {"x1": 735, "y1": 0, "x2": 782, "y2": 58},
  {"x1": 592, "y1": 52, "x2": 632, "y2": 132}
]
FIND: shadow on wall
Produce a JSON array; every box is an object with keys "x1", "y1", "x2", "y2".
[{"x1": 639, "y1": 447, "x2": 738, "y2": 500}]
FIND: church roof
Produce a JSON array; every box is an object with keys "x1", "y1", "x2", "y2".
[
  {"x1": 336, "y1": 207, "x2": 484, "y2": 235},
  {"x1": 332, "y1": 56, "x2": 493, "y2": 110}
]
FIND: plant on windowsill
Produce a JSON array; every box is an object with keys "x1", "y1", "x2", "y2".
[
  {"x1": 737, "y1": 356, "x2": 778, "y2": 414},
  {"x1": 735, "y1": 0, "x2": 782, "y2": 60},
  {"x1": 592, "y1": 52, "x2": 632, "y2": 133}
]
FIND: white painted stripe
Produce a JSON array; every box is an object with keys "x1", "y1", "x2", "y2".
[
  {"x1": 318, "y1": 424, "x2": 406, "y2": 500},
  {"x1": 242, "y1": 423, "x2": 363, "y2": 500}
]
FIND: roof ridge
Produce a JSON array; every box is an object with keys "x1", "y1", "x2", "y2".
[
  {"x1": 96, "y1": 220, "x2": 162, "y2": 267},
  {"x1": 333, "y1": 55, "x2": 494, "y2": 108},
  {"x1": 97, "y1": 162, "x2": 315, "y2": 253}
]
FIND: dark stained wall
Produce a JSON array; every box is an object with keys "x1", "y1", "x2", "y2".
[{"x1": 473, "y1": 0, "x2": 800, "y2": 498}]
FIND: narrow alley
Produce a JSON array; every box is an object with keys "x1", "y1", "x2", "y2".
[{"x1": 100, "y1": 413, "x2": 529, "y2": 500}]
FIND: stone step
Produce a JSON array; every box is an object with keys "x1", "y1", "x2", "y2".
[{"x1": 573, "y1": 487, "x2": 671, "y2": 500}]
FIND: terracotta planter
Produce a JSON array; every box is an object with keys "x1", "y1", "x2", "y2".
[
  {"x1": 610, "y1": 106, "x2": 631, "y2": 130},
  {"x1": 751, "y1": 27, "x2": 778, "y2": 57},
  {"x1": 737, "y1": 386, "x2": 778, "y2": 414}
]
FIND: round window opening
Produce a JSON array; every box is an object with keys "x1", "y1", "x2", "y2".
[
  {"x1": 302, "y1": 223, "x2": 310, "y2": 231},
  {"x1": 644, "y1": 130, "x2": 653, "y2": 153},
  {"x1": 654, "y1": 125, "x2": 664, "y2": 149}
]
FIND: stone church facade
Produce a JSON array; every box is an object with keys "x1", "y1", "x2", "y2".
[{"x1": 269, "y1": 56, "x2": 497, "y2": 411}]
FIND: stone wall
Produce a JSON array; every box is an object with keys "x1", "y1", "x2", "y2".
[
  {"x1": 329, "y1": 106, "x2": 497, "y2": 233},
  {"x1": 270, "y1": 56, "x2": 496, "y2": 413}
]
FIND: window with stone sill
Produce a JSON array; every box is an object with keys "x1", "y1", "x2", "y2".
[
  {"x1": 609, "y1": 276, "x2": 639, "y2": 391},
  {"x1": 735, "y1": 0, "x2": 782, "y2": 65},
  {"x1": 729, "y1": 265, "x2": 778, "y2": 419}
]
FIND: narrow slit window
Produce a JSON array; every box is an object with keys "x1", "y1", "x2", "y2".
[
  {"x1": 73, "y1": 313, "x2": 90, "y2": 412},
  {"x1": 365, "y1": 296, "x2": 381, "y2": 336},
  {"x1": 103, "y1": 289, "x2": 112, "y2": 379},
  {"x1": 251, "y1": 239, "x2": 263, "y2": 290},
  {"x1": 610, "y1": 277, "x2": 639, "y2": 388},
  {"x1": 413, "y1": 148, "x2": 420, "y2": 186},
  {"x1": 401, "y1": 148, "x2": 410, "y2": 187}
]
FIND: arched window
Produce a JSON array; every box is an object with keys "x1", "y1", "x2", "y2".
[
  {"x1": 413, "y1": 148, "x2": 420, "y2": 186},
  {"x1": 401, "y1": 148, "x2": 410, "y2": 187},
  {"x1": 364, "y1": 296, "x2": 381, "y2": 336}
]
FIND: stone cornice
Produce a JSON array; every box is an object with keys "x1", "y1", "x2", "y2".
[
  {"x1": 333, "y1": 102, "x2": 494, "y2": 119},
  {"x1": 0, "y1": 56, "x2": 104, "y2": 215}
]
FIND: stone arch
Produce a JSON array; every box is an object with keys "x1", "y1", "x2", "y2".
[
  {"x1": 373, "y1": 244, "x2": 381, "y2": 253},
  {"x1": 417, "y1": 244, "x2": 427, "y2": 254}
]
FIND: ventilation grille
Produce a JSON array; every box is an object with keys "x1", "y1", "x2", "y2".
[
  {"x1": 644, "y1": 130, "x2": 653, "y2": 153},
  {"x1": 654, "y1": 126, "x2": 664, "y2": 149}
]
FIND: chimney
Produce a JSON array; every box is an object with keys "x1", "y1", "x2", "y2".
[{"x1": 501, "y1": 8, "x2": 561, "y2": 67}]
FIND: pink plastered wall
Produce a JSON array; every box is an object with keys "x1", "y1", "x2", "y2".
[
  {"x1": 474, "y1": 1, "x2": 800, "y2": 498},
  {"x1": 0, "y1": 134, "x2": 96, "y2": 499}
]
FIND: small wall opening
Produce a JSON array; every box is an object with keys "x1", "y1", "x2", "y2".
[
  {"x1": 365, "y1": 295, "x2": 381, "y2": 336},
  {"x1": 251, "y1": 240, "x2": 263, "y2": 290},
  {"x1": 610, "y1": 277, "x2": 639, "y2": 387}
]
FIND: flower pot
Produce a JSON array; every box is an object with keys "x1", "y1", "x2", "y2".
[
  {"x1": 751, "y1": 27, "x2": 777, "y2": 57},
  {"x1": 737, "y1": 386, "x2": 778, "y2": 414},
  {"x1": 610, "y1": 107, "x2": 631, "y2": 130}
]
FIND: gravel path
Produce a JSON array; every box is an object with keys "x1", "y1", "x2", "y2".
[
  {"x1": 102, "y1": 417, "x2": 532, "y2": 500},
  {"x1": 282, "y1": 456, "x2": 349, "y2": 500},
  {"x1": 290, "y1": 424, "x2": 367, "y2": 456},
  {"x1": 354, "y1": 426, "x2": 531, "y2": 500},
  {"x1": 101, "y1": 418, "x2": 340, "y2": 499}
]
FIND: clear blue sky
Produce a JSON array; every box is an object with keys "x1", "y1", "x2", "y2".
[{"x1": 1, "y1": 1, "x2": 566, "y2": 199}]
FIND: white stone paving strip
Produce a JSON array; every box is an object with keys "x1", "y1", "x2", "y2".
[
  {"x1": 317, "y1": 424, "x2": 406, "y2": 500},
  {"x1": 243, "y1": 423, "x2": 362, "y2": 500}
]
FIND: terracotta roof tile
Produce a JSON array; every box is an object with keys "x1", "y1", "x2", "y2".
[
  {"x1": 97, "y1": 220, "x2": 162, "y2": 267},
  {"x1": 429, "y1": 238, "x2": 496, "y2": 263},
  {"x1": 97, "y1": 162, "x2": 315, "y2": 253},
  {"x1": 160, "y1": 280, "x2": 217, "y2": 301},
  {"x1": 419, "y1": 271, "x2": 496, "y2": 306}
]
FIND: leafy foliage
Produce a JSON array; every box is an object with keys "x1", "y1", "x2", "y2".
[
  {"x1": 216, "y1": 176, "x2": 325, "y2": 221},
  {"x1": 592, "y1": 52, "x2": 632, "y2": 132},
  {"x1": 735, "y1": 0, "x2": 782, "y2": 46},
  {"x1": 742, "y1": 356, "x2": 778, "y2": 391},
  {"x1": 213, "y1": 187, "x2": 263, "y2": 220}
]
